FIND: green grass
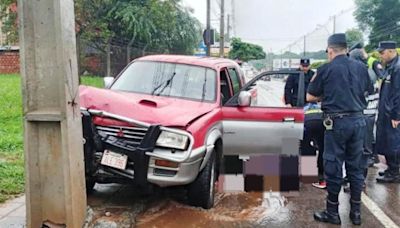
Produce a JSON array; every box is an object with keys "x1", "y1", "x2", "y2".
[
  {"x1": 0, "y1": 74, "x2": 103, "y2": 203},
  {"x1": 0, "y1": 74, "x2": 24, "y2": 203},
  {"x1": 81, "y1": 75, "x2": 104, "y2": 88}
]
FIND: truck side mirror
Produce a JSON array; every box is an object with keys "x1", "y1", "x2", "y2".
[
  {"x1": 104, "y1": 77, "x2": 114, "y2": 88},
  {"x1": 238, "y1": 91, "x2": 251, "y2": 107}
]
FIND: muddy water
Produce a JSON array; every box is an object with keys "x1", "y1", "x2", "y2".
[{"x1": 136, "y1": 192, "x2": 287, "y2": 228}]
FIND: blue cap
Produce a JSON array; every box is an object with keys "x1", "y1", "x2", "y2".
[
  {"x1": 376, "y1": 41, "x2": 397, "y2": 52},
  {"x1": 327, "y1": 33, "x2": 347, "y2": 48},
  {"x1": 300, "y1": 58, "x2": 310, "y2": 66}
]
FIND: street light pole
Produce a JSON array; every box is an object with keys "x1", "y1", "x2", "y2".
[
  {"x1": 219, "y1": 0, "x2": 225, "y2": 58},
  {"x1": 206, "y1": 0, "x2": 211, "y2": 56}
]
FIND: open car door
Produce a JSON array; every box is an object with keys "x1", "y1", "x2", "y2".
[{"x1": 221, "y1": 70, "x2": 305, "y2": 156}]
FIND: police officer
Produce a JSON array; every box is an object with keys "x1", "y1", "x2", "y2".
[
  {"x1": 340, "y1": 42, "x2": 379, "y2": 193},
  {"x1": 375, "y1": 41, "x2": 400, "y2": 183},
  {"x1": 303, "y1": 103, "x2": 326, "y2": 189},
  {"x1": 349, "y1": 42, "x2": 384, "y2": 84},
  {"x1": 284, "y1": 58, "x2": 314, "y2": 107},
  {"x1": 307, "y1": 33, "x2": 371, "y2": 226},
  {"x1": 349, "y1": 42, "x2": 382, "y2": 166},
  {"x1": 349, "y1": 43, "x2": 384, "y2": 167}
]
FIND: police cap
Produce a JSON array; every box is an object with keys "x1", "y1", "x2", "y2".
[
  {"x1": 376, "y1": 41, "x2": 397, "y2": 52},
  {"x1": 300, "y1": 58, "x2": 310, "y2": 66},
  {"x1": 349, "y1": 42, "x2": 363, "y2": 52},
  {"x1": 327, "y1": 33, "x2": 347, "y2": 48}
]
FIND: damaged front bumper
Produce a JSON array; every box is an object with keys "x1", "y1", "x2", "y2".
[{"x1": 81, "y1": 108, "x2": 209, "y2": 187}]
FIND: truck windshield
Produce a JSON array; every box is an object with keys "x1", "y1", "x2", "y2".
[{"x1": 111, "y1": 61, "x2": 217, "y2": 102}]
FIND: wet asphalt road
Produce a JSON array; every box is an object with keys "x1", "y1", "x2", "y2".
[{"x1": 87, "y1": 164, "x2": 400, "y2": 228}]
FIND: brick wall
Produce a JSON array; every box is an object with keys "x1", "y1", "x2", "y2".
[{"x1": 0, "y1": 50, "x2": 20, "y2": 74}]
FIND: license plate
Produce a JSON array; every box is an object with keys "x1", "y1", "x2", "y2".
[{"x1": 101, "y1": 150, "x2": 128, "y2": 170}]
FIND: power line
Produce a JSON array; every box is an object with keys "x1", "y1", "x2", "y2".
[{"x1": 280, "y1": 7, "x2": 355, "y2": 54}]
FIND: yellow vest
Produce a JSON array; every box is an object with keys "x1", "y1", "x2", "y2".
[
  {"x1": 367, "y1": 56, "x2": 377, "y2": 69},
  {"x1": 305, "y1": 109, "x2": 323, "y2": 115}
]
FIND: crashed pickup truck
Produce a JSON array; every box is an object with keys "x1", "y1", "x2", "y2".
[{"x1": 80, "y1": 55, "x2": 304, "y2": 209}]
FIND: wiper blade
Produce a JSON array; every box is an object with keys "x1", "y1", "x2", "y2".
[
  {"x1": 151, "y1": 72, "x2": 176, "y2": 96},
  {"x1": 201, "y1": 70, "x2": 207, "y2": 101}
]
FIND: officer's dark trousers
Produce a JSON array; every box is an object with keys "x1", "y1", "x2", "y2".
[
  {"x1": 303, "y1": 119, "x2": 325, "y2": 179},
  {"x1": 376, "y1": 117, "x2": 400, "y2": 175},
  {"x1": 364, "y1": 114, "x2": 376, "y2": 156},
  {"x1": 386, "y1": 153, "x2": 400, "y2": 175},
  {"x1": 324, "y1": 116, "x2": 366, "y2": 203}
]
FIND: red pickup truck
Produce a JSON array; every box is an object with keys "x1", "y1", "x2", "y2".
[{"x1": 80, "y1": 55, "x2": 304, "y2": 209}]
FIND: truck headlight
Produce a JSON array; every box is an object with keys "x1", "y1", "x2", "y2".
[{"x1": 156, "y1": 131, "x2": 189, "y2": 150}]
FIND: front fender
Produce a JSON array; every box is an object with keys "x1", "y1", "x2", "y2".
[{"x1": 199, "y1": 123, "x2": 223, "y2": 170}]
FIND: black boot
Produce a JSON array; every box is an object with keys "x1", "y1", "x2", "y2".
[
  {"x1": 378, "y1": 169, "x2": 388, "y2": 176},
  {"x1": 350, "y1": 200, "x2": 362, "y2": 225},
  {"x1": 376, "y1": 172, "x2": 400, "y2": 183},
  {"x1": 314, "y1": 200, "x2": 341, "y2": 225}
]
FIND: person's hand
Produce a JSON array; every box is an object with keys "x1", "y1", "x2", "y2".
[{"x1": 391, "y1": 119, "x2": 400, "y2": 128}]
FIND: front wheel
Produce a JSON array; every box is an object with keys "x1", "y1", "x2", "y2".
[
  {"x1": 187, "y1": 150, "x2": 217, "y2": 209},
  {"x1": 85, "y1": 177, "x2": 96, "y2": 194}
]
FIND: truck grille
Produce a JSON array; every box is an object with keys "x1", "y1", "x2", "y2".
[{"x1": 96, "y1": 125, "x2": 148, "y2": 146}]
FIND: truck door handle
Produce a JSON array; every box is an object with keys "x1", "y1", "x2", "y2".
[{"x1": 283, "y1": 117, "x2": 295, "y2": 122}]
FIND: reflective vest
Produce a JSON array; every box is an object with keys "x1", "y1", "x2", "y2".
[{"x1": 367, "y1": 56, "x2": 377, "y2": 69}]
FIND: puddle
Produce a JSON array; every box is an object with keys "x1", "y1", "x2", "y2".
[{"x1": 136, "y1": 191, "x2": 287, "y2": 228}]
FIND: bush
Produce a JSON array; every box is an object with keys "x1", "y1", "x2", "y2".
[{"x1": 310, "y1": 61, "x2": 327, "y2": 69}]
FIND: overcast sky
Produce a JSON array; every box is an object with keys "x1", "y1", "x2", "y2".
[{"x1": 181, "y1": 0, "x2": 358, "y2": 53}]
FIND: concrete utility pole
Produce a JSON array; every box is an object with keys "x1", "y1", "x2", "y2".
[
  {"x1": 206, "y1": 0, "x2": 211, "y2": 56},
  {"x1": 231, "y1": 0, "x2": 236, "y2": 37},
  {"x1": 303, "y1": 35, "x2": 306, "y2": 57},
  {"x1": 333, "y1": 15, "x2": 336, "y2": 34},
  {"x1": 227, "y1": 14, "x2": 230, "y2": 44},
  {"x1": 18, "y1": 0, "x2": 87, "y2": 227},
  {"x1": 219, "y1": 0, "x2": 225, "y2": 58}
]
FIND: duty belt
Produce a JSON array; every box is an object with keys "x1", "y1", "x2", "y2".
[{"x1": 323, "y1": 112, "x2": 363, "y2": 119}]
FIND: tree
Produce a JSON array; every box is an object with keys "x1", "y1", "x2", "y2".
[
  {"x1": 354, "y1": 0, "x2": 400, "y2": 50},
  {"x1": 229, "y1": 38, "x2": 266, "y2": 62},
  {"x1": 74, "y1": 0, "x2": 201, "y2": 75},
  {"x1": 109, "y1": 0, "x2": 156, "y2": 64},
  {"x1": 0, "y1": 0, "x2": 18, "y2": 45},
  {"x1": 74, "y1": 0, "x2": 116, "y2": 75},
  {"x1": 304, "y1": 51, "x2": 327, "y2": 60},
  {"x1": 346, "y1": 28, "x2": 364, "y2": 48}
]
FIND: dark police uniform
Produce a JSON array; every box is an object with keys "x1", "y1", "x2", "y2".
[
  {"x1": 375, "y1": 41, "x2": 400, "y2": 183},
  {"x1": 310, "y1": 33, "x2": 371, "y2": 226},
  {"x1": 284, "y1": 58, "x2": 314, "y2": 107},
  {"x1": 349, "y1": 43, "x2": 385, "y2": 167},
  {"x1": 303, "y1": 103, "x2": 324, "y2": 181}
]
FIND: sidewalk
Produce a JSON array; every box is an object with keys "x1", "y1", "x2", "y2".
[{"x1": 0, "y1": 195, "x2": 26, "y2": 227}]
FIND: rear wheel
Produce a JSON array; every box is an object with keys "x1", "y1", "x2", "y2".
[{"x1": 187, "y1": 150, "x2": 217, "y2": 209}]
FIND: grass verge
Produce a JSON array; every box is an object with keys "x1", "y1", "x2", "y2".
[{"x1": 0, "y1": 74, "x2": 102, "y2": 203}]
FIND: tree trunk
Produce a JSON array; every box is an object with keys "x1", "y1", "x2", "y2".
[
  {"x1": 142, "y1": 44, "x2": 148, "y2": 56},
  {"x1": 126, "y1": 34, "x2": 136, "y2": 64}
]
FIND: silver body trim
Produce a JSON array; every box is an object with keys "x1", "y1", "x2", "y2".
[
  {"x1": 222, "y1": 120, "x2": 303, "y2": 156},
  {"x1": 200, "y1": 122, "x2": 223, "y2": 170},
  {"x1": 147, "y1": 146, "x2": 206, "y2": 187},
  {"x1": 83, "y1": 108, "x2": 195, "y2": 163}
]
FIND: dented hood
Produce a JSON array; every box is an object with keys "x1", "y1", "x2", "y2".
[{"x1": 79, "y1": 86, "x2": 217, "y2": 127}]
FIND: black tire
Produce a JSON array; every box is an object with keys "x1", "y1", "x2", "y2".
[
  {"x1": 85, "y1": 178, "x2": 96, "y2": 194},
  {"x1": 187, "y1": 150, "x2": 217, "y2": 209}
]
